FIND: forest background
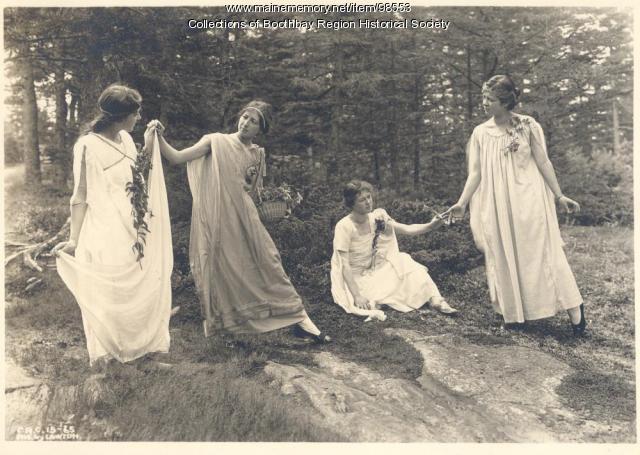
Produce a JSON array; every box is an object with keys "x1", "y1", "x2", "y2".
[{"x1": 2, "y1": 6, "x2": 635, "y2": 442}]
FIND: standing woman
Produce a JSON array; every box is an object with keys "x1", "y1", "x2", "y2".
[
  {"x1": 149, "y1": 100, "x2": 331, "y2": 342},
  {"x1": 53, "y1": 84, "x2": 174, "y2": 366},
  {"x1": 445, "y1": 75, "x2": 586, "y2": 335}
]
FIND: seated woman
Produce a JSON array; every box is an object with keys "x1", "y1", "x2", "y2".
[{"x1": 331, "y1": 180, "x2": 457, "y2": 321}]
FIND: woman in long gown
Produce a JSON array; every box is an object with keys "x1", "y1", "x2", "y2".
[
  {"x1": 331, "y1": 180, "x2": 456, "y2": 321},
  {"x1": 148, "y1": 100, "x2": 331, "y2": 342},
  {"x1": 53, "y1": 84, "x2": 174, "y2": 365},
  {"x1": 445, "y1": 75, "x2": 586, "y2": 335}
]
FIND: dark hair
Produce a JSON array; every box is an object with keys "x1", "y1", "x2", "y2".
[
  {"x1": 238, "y1": 100, "x2": 273, "y2": 134},
  {"x1": 482, "y1": 74, "x2": 521, "y2": 111},
  {"x1": 83, "y1": 84, "x2": 142, "y2": 134},
  {"x1": 343, "y1": 180, "x2": 374, "y2": 209}
]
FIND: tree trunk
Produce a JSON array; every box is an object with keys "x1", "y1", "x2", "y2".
[
  {"x1": 466, "y1": 44, "x2": 473, "y2": 133},
  {"x1": 78, "y1": 18, "x2": 106, "y2": 126},
  {"x1": 371, "y1": 108, "x2": 380, "y2": 185},
  {"x1": 612, "y1": 99, "x2": 620, "y2": 154},
  {"x1": 482, "y1": 48, "x2": 489, "y2": 79},
  {"x1": 53, "y1": 65, "x2": 68, "y2": 187},
  {"x1": 413, "y1": 72, "x2": 424, "y2": 189},
  {"x1": 69, "y1": 90, "x2": 79, "y2": 126},
  {"x1": 388, "y1": 40, "x2": 399, "y2": 186},
  {"x1": 327, "y1": 38, "x2": 344, "y2": 183},
  {"x1": 20, "y1": 43, "x2": 41, "y2": 185}
]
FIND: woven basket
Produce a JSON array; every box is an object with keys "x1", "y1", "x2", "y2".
[{"x1": 257, "y1": 200, "x2": 288, "y2": 222}]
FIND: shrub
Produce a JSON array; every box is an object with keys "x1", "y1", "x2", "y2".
[
  {"x1": 14, "y1": 206, "x2": 69, "y2": 242},
  {"x1": 557, "y1": 144, "x2": 633, "y2": 226},
  {"x1": 171, "y1": 221, "x2": 194, "y2": 292},
  {"x1": 4, "y1": 132, "x2": 23, "y2": 164}
]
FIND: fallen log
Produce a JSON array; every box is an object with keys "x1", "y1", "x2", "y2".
[{"x1": 5, "y1": 217, "x2": 70, "y2": 271}]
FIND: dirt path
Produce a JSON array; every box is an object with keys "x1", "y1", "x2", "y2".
[
  {"x1": 4, "y1": 163, "x2": 25, "y2": 190},
  {"x1": 4, "y1": 163, "x2": 29, "y2": 244}
]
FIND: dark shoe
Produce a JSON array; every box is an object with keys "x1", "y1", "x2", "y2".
[
  {"x1": 571, "y1": 304, "x2": 587, "y2": 337},
  {"x1": 501, "y1": 322, "x2": 526, "y2": 331},
  {"x1": 293, "y1": 325, "x2": 332, "y2": 344}
]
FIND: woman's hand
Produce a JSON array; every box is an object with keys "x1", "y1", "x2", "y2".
[
  {"x1": 443, "y1": 203, "x2": 466, "y2": 225},
  {"x1": 354, "y1": 295, "x2": 371, "y2": 310},
  {"x1": 144, "y1": 120, "x2": 165, "y2": 148},
  {"x1": 430, "y1": 214, "x2": 446, "y2": 229},
  {"x1": 52, "y1": 239, "x2": 76, "y2": 257},
  {"x1": 557, "y1": 195, "x2": 581, "y2": 213}
]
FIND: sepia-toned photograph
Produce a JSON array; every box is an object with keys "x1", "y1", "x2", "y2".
[{"x1": 2, "y1": 0, "x2": 636, "y2": 446}]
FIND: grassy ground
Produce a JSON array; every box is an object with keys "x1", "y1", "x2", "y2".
[{"x1": 4, "y1": 176, "x2": 636, "y2": 441}]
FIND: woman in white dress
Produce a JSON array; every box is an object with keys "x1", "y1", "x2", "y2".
[
  {"x1": 53, "y1": 84, "x2": 174, "y2": 365},
  {"x1": 445, "y1": 75, "x2": 585, "y2": 335},
  {"x1": 331, "y1": 180, "x2": 456, "y2": 321}
]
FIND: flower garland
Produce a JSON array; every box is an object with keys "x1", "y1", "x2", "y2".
[
  {"x1": 369, "y1": 215, "x2": 386, "y2": 270},
  {"x1": 503, "y1": 116, "x2": 531, "y2": 155},
  {"x1": 125, "y1": 145, "x2": 153, "y2": 263}
]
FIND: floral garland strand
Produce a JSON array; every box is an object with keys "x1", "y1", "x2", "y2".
[
  {"x1": 125, "y1": 145, "x2": 153, "y2": 263},
  {"x1": 503, "y1": 116, "x2": 531, "y2": 155},
  {"x1": 369, "y1": 216, "x2": 386, "y2": 270}
]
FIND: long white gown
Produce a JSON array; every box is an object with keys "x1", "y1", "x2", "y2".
[
  {"x1": 331, "y1": 208, "x2": 441, "y2": 321},
  {"x1": 468, "y1": 114, "x2": 582, "y2": 323},
  {"x1": 56, "y1": 131, "x2": 173, "y2": 364}
]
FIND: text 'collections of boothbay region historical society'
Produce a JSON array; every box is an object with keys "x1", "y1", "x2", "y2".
[
  {"x1": 189, "y1": 17, "x2": 451, "y2": 30},
  {"x1": 189, "y1": 3, "x2": 450, "y2": 30}
]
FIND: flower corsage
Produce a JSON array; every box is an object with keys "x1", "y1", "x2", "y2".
[{"x1": 503, "y1": 116, "x2": 531, "y2": 155}]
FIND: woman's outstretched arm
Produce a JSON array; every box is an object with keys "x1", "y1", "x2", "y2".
[
  {"x1": 443, "y1": 132, "x2": 482, "y2": 222},
  {"x1": 157, "y1": 135, "x2": 211, "y2": 165},
  {"x1": 457, "y1": 132, "x2": 482, "y2": 208},
  {"x1": 145, "y1": 121, "x2": 211, "y2": 165},
  {"x1": 393, "y1": 215, "x2": 445, "y2": 236}
]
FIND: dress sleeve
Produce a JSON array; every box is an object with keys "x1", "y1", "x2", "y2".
[
  {"x1": 529, "y1": 118, "x2": 552, "y2": 166},
  {"x1": 465, "y1": 127, "x2": 481, "y2": 175},
  {"x1": 256, "y1": 147, "x2": 266, "y2": 194},
  {"x1": 70, "y1": 140, "x2": 88, "y2": 206},
  {"x1": 259, "y1": 147, "x2": 266, "y2": 177},
  {"x1": 333, "y1": 219, "x2": 352, "y2": 252}
]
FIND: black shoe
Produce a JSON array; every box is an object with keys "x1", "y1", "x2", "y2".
[
  {"x1": 571, "y1": 304, "x2": 587, "y2": 337},
  {"x1": 501, "y1": 322, "x2": 526, "y2": 331},
  {"x1": 292, "y1": 325, "x2": 332, "y2": 344}
]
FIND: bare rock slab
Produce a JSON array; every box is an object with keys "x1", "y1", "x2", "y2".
[
  {"x1": 5, "y1": 384, "x2": 53, "y2": 440},
  {"x1": 264, "y1": 329, "x2": 627, "y2": 442},
  {"x1": 5, "y1": 358, "x2": 41, "y2": 392}
]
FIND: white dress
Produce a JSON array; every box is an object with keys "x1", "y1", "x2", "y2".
[
  {"x1": 331, "y1": 208, "x2": 441, "y2": 321},
  {"x1": 468, "y1": 114, "x2": 582, "y2": 322},
  {"x1": 56, "y1": 131, "x2": 173, "y2": 364}
]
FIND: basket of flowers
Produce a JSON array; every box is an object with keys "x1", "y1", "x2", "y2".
[{"x1": 257, "y1": 183, "x2": 303, "y2": 222}]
